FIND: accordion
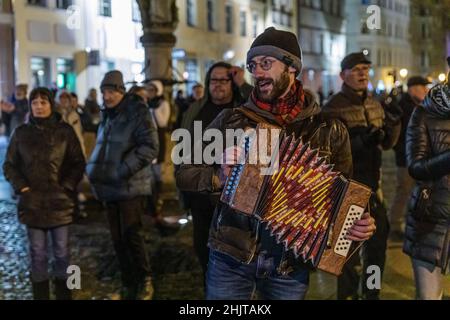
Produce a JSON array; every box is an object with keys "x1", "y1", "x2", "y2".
[{"x1": 220, "y1": 122, "x2": 372, "y2": 276}]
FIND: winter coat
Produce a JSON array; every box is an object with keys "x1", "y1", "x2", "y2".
[
  {"x1": 86, "y1": 94, "x2": 159, "y2": 202},
  {"x1": 3, "y1": 112, "x2": 86, "y2": 229},
  {"x1": 403, "y1": 83, "x2": 450, "y2": 272},
  {"x1": 322, "y1": 84, "x2": 401, "y2": 191},
  {"x1": 176, "y1": 90, "x2": 352, "y2": 271},
  {"x1": 56, "y1": 105, "x2": 86, "y2": 158}
]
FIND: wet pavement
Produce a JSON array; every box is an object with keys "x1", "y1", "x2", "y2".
[{"x1": 0, "y1": 136, "x2": 449, "y2": 300}]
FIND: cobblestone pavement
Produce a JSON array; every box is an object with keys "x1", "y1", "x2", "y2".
[{"x1": 0, "y1": 136, "x2": 449, "y2": 300}]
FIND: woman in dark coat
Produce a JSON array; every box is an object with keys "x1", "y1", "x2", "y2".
[
  {"x1": 3, "y1": 87, "x2": 86, "y2": 300},
  {"x1": 404, "y1": 68, "x2": 450, "y2": 300}
]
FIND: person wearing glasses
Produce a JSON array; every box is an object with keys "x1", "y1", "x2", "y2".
[
  {"x1": 176, "y1": 27, "x2": 376, "y2": 300},
  {"x1": 178, "y1": 62, "x2": 252, "y2": 288},
  {"x1": 323, "y1": 52, "x2": 402, "y2": 300}
]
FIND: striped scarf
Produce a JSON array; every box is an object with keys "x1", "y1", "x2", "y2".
[{"x1": 251, "y1": 80, "x2": 305, "y2": 125}]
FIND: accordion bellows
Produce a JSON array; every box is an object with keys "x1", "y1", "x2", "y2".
[{"x1": 220, "y1": 123, "x2": 372, "y2": 276}]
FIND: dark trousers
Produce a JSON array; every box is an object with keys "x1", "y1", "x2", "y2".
[
  {"x1": 337, "y1": 194, "x2": 389, "y2": 300},
  {"x1": 189, "y1": 193, "x2": 217, "y2": 279},
  {"x1": 106, "y1": 196, "x2": 151, "y2": 287}
]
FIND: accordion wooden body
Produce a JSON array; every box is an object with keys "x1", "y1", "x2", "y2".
[{"x1": 220, "y1": 123, "x2": 372, "y2": 276}]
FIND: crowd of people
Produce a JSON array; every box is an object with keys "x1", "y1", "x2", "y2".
[{"x1": 0, "y1": 27, "x2": 449, "y2": 301}]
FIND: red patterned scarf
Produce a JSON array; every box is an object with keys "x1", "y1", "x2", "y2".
[{"x1": 251, "y1": 80, "x2": 305, "y2": 125}]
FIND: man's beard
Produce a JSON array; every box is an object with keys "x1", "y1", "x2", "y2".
[{"x1": 255, "y1": 70, "x2": 291, "y2": 103}]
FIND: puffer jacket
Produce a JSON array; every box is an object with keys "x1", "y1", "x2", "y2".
[
  {"x1": 3, "y1": 112, "x2": 86, "y2": 229},
  {"x1": 86, "y1": 94, "x2": 159, "y2": 202},
  {"x1": 176, "y1": 90, "x2": 352, "y2": 271},
  {"x1": 403, "y1": 83, "x2": 450, "y2": 272},
  {"x1": 323, "y1": 84, "x2": 401, "y2": 191}
]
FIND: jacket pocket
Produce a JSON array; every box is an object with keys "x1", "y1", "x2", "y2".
[{"x1": 412, "y1": 184, "x2": 433, "y2": 220}]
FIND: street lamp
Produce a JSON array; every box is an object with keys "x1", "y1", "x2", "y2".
[
  {"x1": 438, "y1": 73, "x2": 447, "y2": 82},
  {"x1": 399, "y1": 68, "x2": 408, "y2": 79}
]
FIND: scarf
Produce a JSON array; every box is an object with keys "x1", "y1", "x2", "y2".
[{"x1": 251, "y1": 80, "x2": 305, "y2": 125}]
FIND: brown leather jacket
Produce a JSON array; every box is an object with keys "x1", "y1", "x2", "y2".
[{"x1": 176, "y1": 90, "x2": 352, "y2": 271}]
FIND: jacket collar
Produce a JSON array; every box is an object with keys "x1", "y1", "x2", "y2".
[{"x1": 341, "y1": 83, "x2": 368, "y2": 105}]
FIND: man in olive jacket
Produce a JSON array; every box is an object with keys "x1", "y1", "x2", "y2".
[
  {"x1": 177, "y1": 28, "x2": 376, "y2": 300},
  {"x1": 323, "y1": 52, "x2": 401, "y2": 300},
  {"x1": 87, "y1": 70, "x2": 159, "y2": 300}
]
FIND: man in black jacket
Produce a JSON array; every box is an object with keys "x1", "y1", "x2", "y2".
[
  {"x1": 390, "y1": 76, "x2": 430, "y2": 240},
  {"x1": 87, "y1": 70, "x2": 159, "y2": 300},
  {"x1": 323, "y1": 52, "x2": 401, "y2": 300},
  {"x1": 177, "y1": 28, "x2": 376, "y2": 300},
  {"x1": 179, "y1": 61, "x2": 252, "y2": 282}
]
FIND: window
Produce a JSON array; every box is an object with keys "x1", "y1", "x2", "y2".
[
  {"x1": 56, "y1": 0, "x2": 72, "y2": 10},
  {"x1": 361, "y1": 19, "x2": 369, "y2": 34},
  {"x1": 132, "y1": 0, "x2": 141, "y2": 22},
  {"x1": 272, "y1": 0, "x2": 293, "y2": 27},
  {"x1": 186, "y1": 0, "x2": 196, "y2": 27},
  {"x1": 99, "y1": 0, "x2": 112, "y2": 17},
  {"x1": 421, "y1": 23, "x2": 428, "y2": 39},
  {"x1": 252, "y1": 12, "x2": 259, "y2": 38},
  {"x1": 319, "y1": 34, "x2": 324, "y2": 55},
  {"x1": 101, "y1": 60, "x2": 116, "y2": 73},
  {"x1": 27, "y1": 0, "x2": 47, "y2": 7},
  {"x1": 185, "y1": 59, "x2": 198, "y2": 93},
  {"x1": 56, "y1": 58, "x2": 76, "y2": 91},
  {"x1": 31, "y1": 57, "x2": 51, "y2": 88},
  {"x1": 240, "y1": 11, "x2": 247, "y2": 37},
  {"x1": 225, "y1": 5, "x2": 233, "y2": 34},
  {"x1": 207, "y1": 0, "x2": 215, "y2": 31}
]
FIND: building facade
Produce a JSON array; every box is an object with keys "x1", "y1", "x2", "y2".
[
  {"x1": 409, "y1": 0, "x2": 449, "y2": 81},
  {"x1": 0, "y1": 0, "x2": 14, "y2": 98},
  {"x1": 11, "y1": 0, "x2": 144, "y2": 101},
  {"x1": 345, "y1": 0, "x2": 412, "y2": 92},
  {"x1": 173, "y1": 0, "x2": 297, "y2": 94},
  {"x1": 297, "y1": 0, "x2": 347, "y2": 98}
]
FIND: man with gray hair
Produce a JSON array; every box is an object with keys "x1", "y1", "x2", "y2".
[{"x1": 87, "y1": 70, "x2": 159, "y2": 300}]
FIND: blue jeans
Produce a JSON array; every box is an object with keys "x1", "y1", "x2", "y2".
[
  {"x1": 206, "y1": 250, "x2": 309, "y2": 300},
  {"x1": 27, "y1": 226, "x2": 70, "y2": 282}
]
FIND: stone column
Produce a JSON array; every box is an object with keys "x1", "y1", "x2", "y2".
[{"x1": 137, "y1": 0, "x2": 178, "y2": 83}]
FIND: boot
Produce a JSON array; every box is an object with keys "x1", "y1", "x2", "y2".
[
  {"x1": 135, "y1": 276, "x2": 154, "y2": 300},
  {"x1": 54, "y1": 279, "x2": 72, "y2": 300},
  {"x1": 32, "y1": 280, "x2": 50, "y2": 300}
]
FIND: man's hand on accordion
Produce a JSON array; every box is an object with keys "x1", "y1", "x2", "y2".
[
  {"x1": 346, "y1": 212, "x2": 376, "y2": 242},
  {"x1": 218, "y1": 146, "x2": 245, "y2": 188}
]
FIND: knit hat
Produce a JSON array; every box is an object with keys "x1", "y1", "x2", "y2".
[
  {"x1": 341, "y1": 52, "x2": 371, "y2": 71},
  {"x1": 100, "y1": 70, "x2": 126, "y2": 94},
  {"x1": 247, "y1": 27, "x2": 303, "y2": 73}
]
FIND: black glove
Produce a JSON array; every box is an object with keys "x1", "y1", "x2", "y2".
[{"x1": 362, "y1": 126, "x2": 385, "y2": 146}]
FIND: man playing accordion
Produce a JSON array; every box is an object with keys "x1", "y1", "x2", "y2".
[{"x1": 176, "y1": 27, "x2": 376, "y2": 300}]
